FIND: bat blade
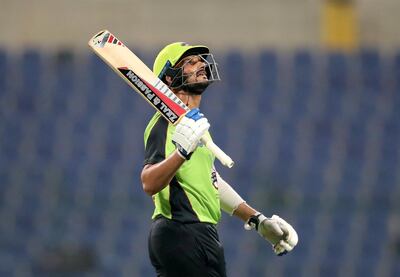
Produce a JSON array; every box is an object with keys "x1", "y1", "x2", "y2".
[
  {"x1": 88, "y1": 30, "x2": 188, "y2": 124},
  {"x1": 88, "y1": 30, "x2": 234, "y2": 168}
]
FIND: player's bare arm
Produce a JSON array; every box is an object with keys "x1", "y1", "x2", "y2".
[
  {"x1": 141, "y1": 151, "x2": 185, "y2": 196},
  {"x1": 233, "y1": 202, "x2": 257, "y2": 221}
]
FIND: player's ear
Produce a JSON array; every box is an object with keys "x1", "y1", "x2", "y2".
[{"x1": 165, "y1": 76, "x2": 172, "y2": 86}]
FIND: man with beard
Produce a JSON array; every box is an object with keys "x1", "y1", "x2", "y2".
[{"x1": 141, "y1": 42, "x2": 298, "y2": 277}]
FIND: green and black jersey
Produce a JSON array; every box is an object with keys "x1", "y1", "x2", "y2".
[{"x1": 143, "y1": 113, "x2": 221, "y2": 224}]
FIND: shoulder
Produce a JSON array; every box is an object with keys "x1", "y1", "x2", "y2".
[
  {"x1": 144, "y1": 113, "x2": 169, "y2": 145},
  {"x1": 143, "y1": 113, "x2": 171, "y2": 165}
]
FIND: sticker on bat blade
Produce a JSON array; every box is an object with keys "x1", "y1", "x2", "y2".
[
  {"x1": 107, "y1": 34, "x2": 124, "y2": 46},
  {"x1": 91, "y1": 31, "x2": 110, "y2": 48},
  {"x1": 90, "y1": 31, "x2": 125, "y2": 48},
  {"x1": 118, "y1": 67, "x2": 186, "y2": 123}
]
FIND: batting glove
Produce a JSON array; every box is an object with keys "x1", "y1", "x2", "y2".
[
  {"x1": 244, "y1": 213, "x2": 298, "y2": 256},
  {"x1": 172, "y1": 108, "x2": 210, "y2": 160}
]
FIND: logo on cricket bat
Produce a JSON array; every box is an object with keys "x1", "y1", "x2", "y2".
[
  {"x1": 118, "y1": 68, "x2": 180, "y2": 123},
  {"x1": 91, "y1": 31, "x2": 124, "y2": 48}
]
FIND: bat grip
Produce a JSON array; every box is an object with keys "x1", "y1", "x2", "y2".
[{"x1": 201, "y1": 135, "x2": 234, "y2": 168}]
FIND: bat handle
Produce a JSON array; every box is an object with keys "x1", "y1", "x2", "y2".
[{"x1": 201, "y1": 136, "x2": 234, "y2": 168}]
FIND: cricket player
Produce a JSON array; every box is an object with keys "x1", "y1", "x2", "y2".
[{"x1": 141, "y1": 42, "x2": 298, "y2": 277}]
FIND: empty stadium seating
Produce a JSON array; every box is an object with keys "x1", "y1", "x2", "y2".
[{"x1": 0, "y1": 48, "x2": 399, "y2": 277}]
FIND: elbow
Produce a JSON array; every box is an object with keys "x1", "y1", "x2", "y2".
[
  {"x1": 141, "y1": 164, "x2": 163, "y2": 196},
  {"x1": 141, "y1": 166, "x2": 155, "y2": 196},
  {"x1": 141, "y1": 173, "x2": 158, "y2": 196},
  {"x1": 142, "y1": 181, "x2": 157, "y2": 196}
]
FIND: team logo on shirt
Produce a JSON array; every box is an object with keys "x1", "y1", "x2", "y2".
[{"x1": 211, "y1": 170, "x2": 218, "y2": 189}]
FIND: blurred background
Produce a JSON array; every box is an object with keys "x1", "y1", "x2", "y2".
[{"x1": 1, "y1": 0, "x2": 400, "y2": 276}]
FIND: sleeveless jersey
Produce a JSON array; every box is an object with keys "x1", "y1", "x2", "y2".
[{"x1": 143, "y1": 113, "x2": 221, "y2": 224}]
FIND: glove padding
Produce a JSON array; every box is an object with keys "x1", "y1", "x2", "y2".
[
  {"x1": 172, "y1": 108, "x2": 210, "y2": 160},
  {"x1": 244, "y1": 213, "x2": 298, "y2": 256}
]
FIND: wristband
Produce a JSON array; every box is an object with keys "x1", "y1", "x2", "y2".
[{"x1": 175, "y1": 143, "x2": 193, "y2": 160}]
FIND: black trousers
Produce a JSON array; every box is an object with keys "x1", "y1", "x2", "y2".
[{"x1": 148, "y1": 216, "x2": 227, "y2": 277}]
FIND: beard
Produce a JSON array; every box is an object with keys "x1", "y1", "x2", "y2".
[
  {"x1": 182, "y1": 82, "x2": 209, "y2": 95},
  {"x1": 180, "y1": 74, "x2": 210, "y2": 95}
]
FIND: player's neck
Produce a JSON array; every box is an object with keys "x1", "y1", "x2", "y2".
[{"x1": 175, "y1": 91, "x2": 202, "y2": 109}]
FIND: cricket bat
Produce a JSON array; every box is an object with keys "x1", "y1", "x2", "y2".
[{"x1": 88, "y1": 30, "x2": 234, "y2": 168}]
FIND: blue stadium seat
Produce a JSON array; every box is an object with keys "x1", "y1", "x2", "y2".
[
  {"x1": 327, "y1": 52, "x2": 349, "y2": 91},
  {"x1": 70, "y1": 118, "x2": 91, "y2": 163},
  {"x1": 301, "y1": 166, "x2": 325, "y2": 196},
  {"x1": 293, "y1": 51, "x2": 313, "y2": 89},
  {"x1": 82, "y1": 209, "x2": 104, "y2": 244},
  {"x1": 114, "y1": 234, "x2": 133, "y2": 258},
  {"x1": 102, "y1": 267, "x2": 122, "y2": 277},
  {"x1": 282, "y1": 260, "x2": 304, "y2": 277},
  {"x1": 93, "y1": 163, "x2": 115, "y2": 201},
  {"x1": 375, "y1": 166, "x2": 397, "y2": 194},
  {"x1": 0, "y1": 49, "x2": 7, "y2": 98},
  {"x1": 51, "y1": 90, "x2": 69, "y2": 117},
  {"x1": 291, "y1": 87, "x2": 310, "y2": 118},
  {"x1": 325, "y1": 212, "x2": 350, "y2": 263},
  {"x1": 15, "y1": 213, "x2": 35, "y2": 238},
  {"x1": 256, "y1": 51, "x2": 278, "y2": 114},
  {"x1": 357, "y1": 50, "x2": 382, "y2": 119},
  {"x1": 104, "y1": 118, "x2": 124, "y2": 163},
  {"x1": 238, "y1": 119, "x2": 266, "y2": 166},
  {"x1": 337, "y1": 162, "x2": 362, "y2": 196},
  {"x1": 381, "y1": 119, "x2": 400, "y2": 163},
  {"x1": 1, "y1": 118, "x2": 22, "y2": 162},
  {"x1": 86, "y1": 53, "x2": 110, "y2": 115},
  {"x1": 324, "y1": 53, "x2": 349, "y2": 118},
  {"x1": 358, "y1": 93, "x2": 378, "y2": 119},
  {"x1": 0, "y1": 254, "x2": 18, "y2": 277},
  {"x1": 21, "y1": 50, "x2": 42, "y2": 92},
  {"x1": 393, "y1": 51, "x2": 400, "y2": 92},
  {"x1": 276, "y1": 120, "x2": 297, "y2": 166},
  {"x1": 393, "y1": 263, "x2": 400, "y2": 277},
  {"x1": 294, "y1": 214, "x2": 315, "y2": 259},
  {"x1": 319, "y1": 259, "x2": 340, "y2": 277},
  {"x1": 223, "y1": 51, "x2": 245, "y2": 90},
  {"x1": 259, "y1": 50, "x2": 278, "y2": 91},
  {"x1": 35, "y1": 119, "x2": 55, "y2": 162},
  {"x1": 88, "y1": 53, "x2": 109, "y2": 90},
  {"x1": 120, "y1": 215, "x2": 139, "y2": 234},
  {"x1": 50, "y1": 51, "x2": 76, "y2": 117},
  {"x1": 19, "y1": 167, "x2": 44, "y2": 206},
  {"x1": 302, "y1": 119, "x2": 333, "y2": 195},
  {"x1": 355, "y1": 255, "x2": 378, "y2": 277},
  {"x1": 61, "y1": 161, "x2": 81, "y2": 195},
  {"x1": 53, "y1": 51, "x2": 75, "y2": 93},
  {"x1": 289, "y1": 51, "x2": 314, "y2": 117},
  {"x1": 0, "y1": 169, "x2": 8, "y2": 200},
  {"x1": 359, "y1": 49, "x2": 381, "y2": 92},
  {"x1": 347, "y1": 119, "x2": 367, "y2": 159},
  {"x1": 17, "y1": 50, "x2": 42, "y2": 114}
]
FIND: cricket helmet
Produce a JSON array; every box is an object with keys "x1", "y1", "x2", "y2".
[{"x1": 153, "y1": 42, "x2": 220, "y2": 89}]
